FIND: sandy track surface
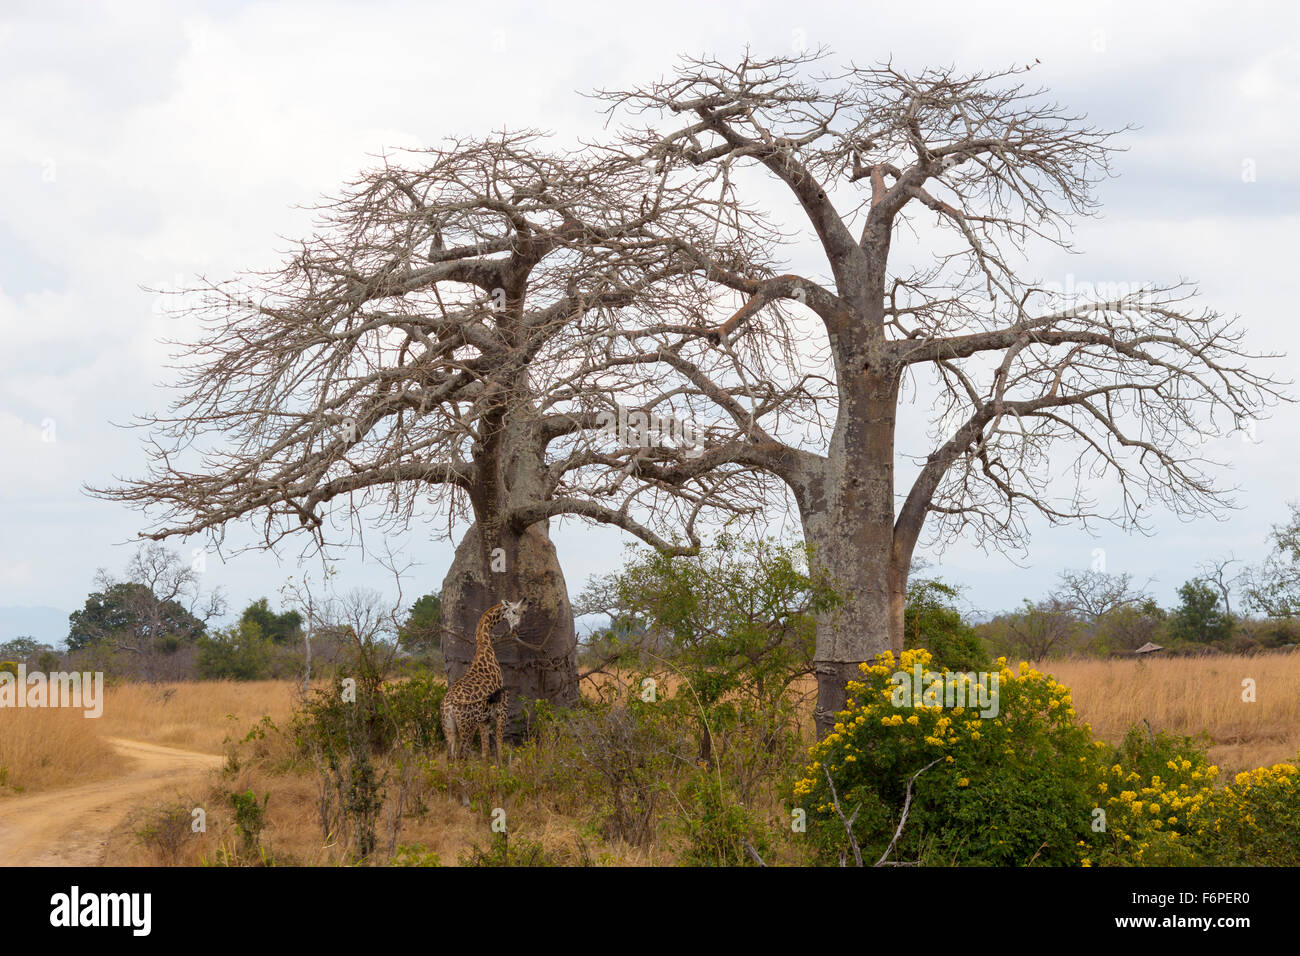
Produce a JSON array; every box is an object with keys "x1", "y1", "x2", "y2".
[{"x1": 0, "y1": 738, "x2": 222, "y2": 866}]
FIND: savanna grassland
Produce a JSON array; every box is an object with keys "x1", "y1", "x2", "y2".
[
  {"x1": 2, "y1": 651, "x2": 1297, "y2": 866},
  {"x1": 1049, "y1": 655, "x2": 1300, "y2": 771}
]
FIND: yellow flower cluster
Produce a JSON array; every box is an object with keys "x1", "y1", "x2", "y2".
[
  {"x1": 1231, "y1": 763, "x2": 1298, "y2": 790},
  {"x1": 792, "y1": 647, "x2": 1089, "y2": 817},
  {"x1": 1099, "y1": 749, "x2": 1227, "y2": 862},
  {"x1": 1207, "y1": 760, "x2": 1299, "y2": 841}
]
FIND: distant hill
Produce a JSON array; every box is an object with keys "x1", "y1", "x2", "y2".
[{"x1": 0, "y1": 606, "x2": 69, "y2": 648}]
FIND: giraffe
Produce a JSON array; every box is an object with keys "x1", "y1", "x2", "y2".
[{"x1": 441, "y1": 599, "x2": 523, "y2": 762}]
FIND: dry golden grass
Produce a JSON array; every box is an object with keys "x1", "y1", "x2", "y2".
[
  {"x1": 96, "y1": 680, "x2": 303, "y2": 754},
  {"x1": 0, "y1": 708, "x2": 127, "y2": 793},
  {"x1": 1045, "y1": 651, "x2": 1300, "y2": 772},
  {"x1": 106, "y1": 721, "x2": 672, "y2": 867},
  {"x1": 0, "y1": 680, "x2": 300, "y2": 795}
]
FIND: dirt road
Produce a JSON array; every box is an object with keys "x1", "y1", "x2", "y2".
[{"x1": 0, "y1": 738, "x2": 222, "y2": 866}]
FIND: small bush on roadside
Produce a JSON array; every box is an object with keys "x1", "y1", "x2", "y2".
[
  {"x1": 391, "y1": 843, "x2": 443, "y2": 866},
  {"x1": 135, "y1": 802, "x2": 196, "y2": 865},
  {"x1": 676, "y1": 773, "x2": 771, "y2": 867},
  {"x1": 458, "y1": 832, "x2": 567, "y2": 867}
]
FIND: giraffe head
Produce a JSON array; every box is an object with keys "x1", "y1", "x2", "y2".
[{"x1": 501, "y1": 599, "x2": 525, "y2": 630}]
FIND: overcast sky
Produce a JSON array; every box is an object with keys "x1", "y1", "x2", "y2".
[{"x1": 2, "y1": 0, "x2": 1297, "y2": 644}]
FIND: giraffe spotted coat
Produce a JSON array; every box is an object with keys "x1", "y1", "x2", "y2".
[{"x1": 441, "y1": 600, "x2": 522, "y2": 762}]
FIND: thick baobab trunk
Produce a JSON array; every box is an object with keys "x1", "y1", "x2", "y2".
[
  {"x1": 801, "y1": 368, "x2": 909, "y2": 736},
  {"x1": 803, "y1": 508, "x2": 899, "y2": 734},
  {"x1": 440, "y1": 521, "x2": 578, "y2": 738}
]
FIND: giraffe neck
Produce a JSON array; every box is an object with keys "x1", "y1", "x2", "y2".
[{"x1": 470, "y1": 603, "x2": 505, "y2": 667}]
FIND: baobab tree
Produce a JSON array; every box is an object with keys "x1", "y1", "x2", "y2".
[
  {"x1": 600, "y1": 53, "x2": 1287, "y2": 731},
  {"x1": 91, "y1": 133, "x2": 791, "y2": 725}
]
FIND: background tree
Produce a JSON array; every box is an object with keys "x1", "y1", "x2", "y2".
[
  {"x1": 1089, "y1": 597, "x2": 1167, "y2": 655},
  {"x1": 0, "y1": 637, "x2": 45, "y2": 662},
  {"x1": 1047, "y1": 568, "x2": 1164, "y2": 654},
  {"x1": 198, "y1": 618, "x2": 275, "y2": 680},
  {"x1": 397, "y1": 591, "x2": 442, "y2": 658},
  {"x1": 980, "y1": 597, "x2": 1080, "y2": 662},
  {"x1": 1243, "y1": 502, "x2": 1300, "y2": 618},
  {"x1": 601, "y1": 52, "x2": 1284, "y2": 731},
  {"x1": 1168, "y1": 578, "x2": 1234, "y2": 646},
  {"x1": 92, "y1": 135, "x2": 776, "y2": 727},
  {"x1": 576, "y1": 532, "x2": 841, "y2": 750},
  {"x1": 66, "y1": 544, "x2": 223, "y2": 679},
  {"x1": 1196, "y1": 556, "x2": 1243, "y2": 619},
  {"x1": 0, "y1": 637, "x2": 60, "y2": 673},
  {"x1": 1051, "y1": 569, "x2": 1148, "y2": 624},
  {"x1": 902, "y1": 578, "x2": 988, "y2": 671},
  {"x1": 239, "y1": 598, "x2": 304, "y2": 646},
  {"x1": 578, "y1": 533, "x2": 843, "y2": 699}
]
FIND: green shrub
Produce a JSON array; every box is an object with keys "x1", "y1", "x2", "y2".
[
  {"x1": 136, "y1": 802, "x2": 195, "y2": 865},
  {"x1": 293, "y1": 674, "x2": 446, "y2": 757},
  {"x1": 458, "y1": 832, "x2": 565, "y2": 867},
  {"x1": 198, "y1": 621, "x2": 273, "y2": 680},
  {"x1": 797, "y1": 649, "x2": 1300, "y2": 868},
  {"x1": 794, "y1": 648, "x2": 1103, "y2": 866},
  {"x1": 1090, "y1": 730, "x2": 1300, "y2": 866},
  {"x1": 904, "y1": 579, "x2": 990, "y2": 672},
  {"x1": 1195, "y1": 762, "x2": 1300, "y2": 865},
  {"x1": 1089, "y1": 726, "x2": 1217, "y2": 866},
  {"x1": 677, "y1": 773, "x2": 770, "y2": 867},
  {"x1": 392, "y1": 843, "x2": 443, "y2": 866},
  {"x1": 230, "y1": 789, "x2": 269, "y2": 859}
]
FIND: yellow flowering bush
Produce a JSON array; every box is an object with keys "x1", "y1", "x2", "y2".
[
  {"x1": 791, "y1": 650, "x2": 1300, "y2": 867},
  {"x1": 1089, "y1": 728, "x2": 1300, "y2": 866},
  {"x1": 792, "y1": 649, "x2": 1105, "y2": 865},
  {"x1": 1194, "y1": 760, "x2": 1300, "y2": 865},
  {"x1": 1090, "y1": 726, "x2": 1217, "y2": 865}
]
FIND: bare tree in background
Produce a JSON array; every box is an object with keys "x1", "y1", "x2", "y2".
[
  {"x1": 1051, "y1": 568, "x2": 1149, "y2": 625},
  {"x1": 1197, "y1": 555, "x2": 1243, "y2": 619},
  {"x1": 66, "y1": 542, "x2": 225, "y2": 681},
  {"x1": 600, "y1": 52, "x2": 1287, "y2": 732},
  {"x1": 90, "y1": 133, "x2": 793, "y2": 725},
  {"x1": 1242, "y1": 502, "x2": 1300, "y2": 618}
]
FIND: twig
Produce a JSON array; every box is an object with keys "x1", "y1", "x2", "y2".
[
  {"x1": 877, "y1": 758, "x2": 942, "y2": 867},
  {"x1": 822, "y1": 765, "x2": 863, "y2": 867}
]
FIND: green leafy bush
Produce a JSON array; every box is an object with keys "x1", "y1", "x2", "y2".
[
  {"x1": 904, "y1": 578, "x2": 990, "y2": 672},
  {"x1": 230, "y1": 788, "x2": 269, "y2": 859},
  {"x1": 797, "y1": 648, "x2": 1300, "y2": 867},
  {"x1": 198, "y1": 621, "x2": 274, "y2": 680},
  {"x1": 676, "y1": 773, "x2": 770, "y2": 867},
  {"x1": 458, "y1": 832, "x2": 566, "y2": 867},
  {"x1": 1089, "y1": 726, "x2": 1217, "y2": 866},
  {"x1": 392, "y1": 843, "x2": 443, "y2": 866},
  {"x1": 1194, "y1": 763, "x2": 1300, "y2": 865},
  {"x1": 794, "y1": 648, "x2": 1103, "y2": 866},
  {"x1": 293, "y1": 674, "x2": 446, "y2": 756}
]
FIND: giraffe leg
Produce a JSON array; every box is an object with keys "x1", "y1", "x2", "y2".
[
  {"x1": 480, "y1": 718, "x2": 490, "y2": 760},
  {"x1": 441, "y1": 703, "x2": 454, "y2": 760},
  {"x1": 495, "y1": 693, "x2": 508, "y2": 765}
]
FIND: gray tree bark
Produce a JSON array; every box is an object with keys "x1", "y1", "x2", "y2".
[{"x1": 439, "y1": 521, "x2": 578, "y2": 738}]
